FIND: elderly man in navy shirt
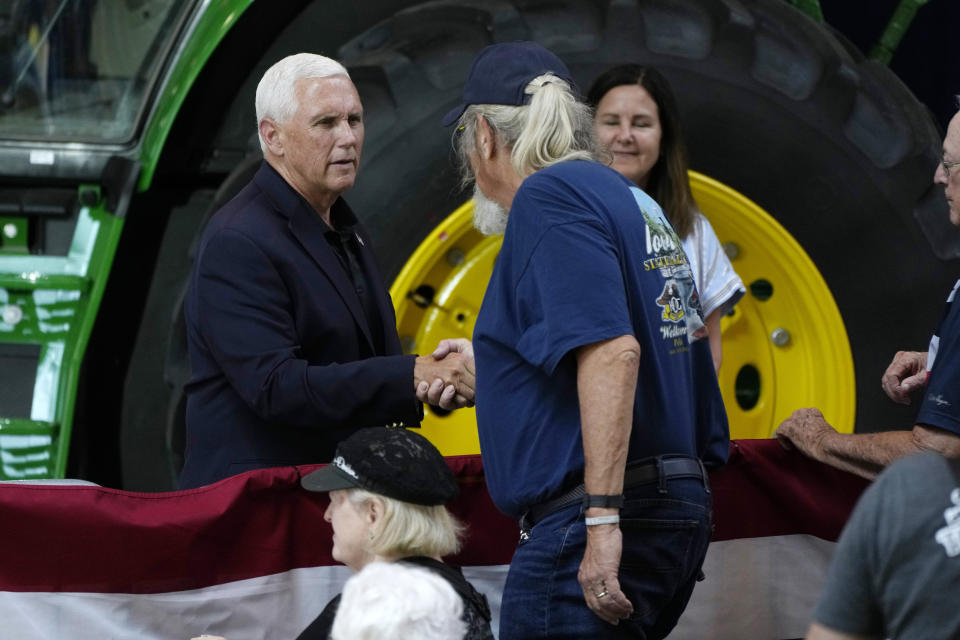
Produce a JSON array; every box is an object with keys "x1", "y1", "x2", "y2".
[
  {"x1": 777, "y1": 109, "x2": 960, "y2": 481},
  {"x1": 446, "y1": 42, "x2": 729, "y2": 639}
]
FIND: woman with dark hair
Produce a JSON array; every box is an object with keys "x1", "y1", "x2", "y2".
[{"x1": 588, "y1": 64, "x2": 744, "y2": 371}]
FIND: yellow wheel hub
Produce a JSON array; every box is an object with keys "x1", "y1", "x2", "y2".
[{"x1": 391, "y1": 171, "x2": 855, "y2": 456}]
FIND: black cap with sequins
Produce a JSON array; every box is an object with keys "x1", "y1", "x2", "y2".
[{"x1": 301, "y1": 427, "x2": 458, "y2": 506}]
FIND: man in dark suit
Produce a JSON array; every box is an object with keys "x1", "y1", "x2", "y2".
[{"x1": 178, "y1": 53, "x2": 474, "y2": 489}]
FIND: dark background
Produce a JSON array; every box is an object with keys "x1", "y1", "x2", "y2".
[{"x1": 823, "y1": 0, "x2": 959, "y2": 130}]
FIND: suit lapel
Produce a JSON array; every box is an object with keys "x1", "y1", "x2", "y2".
[
  {"x1": 253, "y1": 165, "x2": 375, "y2": 352},
  {"x1": 354, "y1": 226, "x2": 403, "y2": 355}
]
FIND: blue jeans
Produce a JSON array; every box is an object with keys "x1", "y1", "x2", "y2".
[{"x1": 499, "y1": 476, "x2": 712, "y2": 640}]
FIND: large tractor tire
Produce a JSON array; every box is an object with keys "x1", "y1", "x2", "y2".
[{"x1": 120, "y1": 0, "x2": 958, "y2": 490}]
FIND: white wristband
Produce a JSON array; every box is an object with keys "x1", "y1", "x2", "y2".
[{"x1": 584, "y1": 515, "x2": 620, "y2": 526}]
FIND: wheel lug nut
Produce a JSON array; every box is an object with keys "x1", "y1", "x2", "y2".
[
  {"x1": 446, "y1": 248, "x2": 465, "y2": 267},
  {"x1": 771, "y1": 328, "x2": 791, "y2": 347}
]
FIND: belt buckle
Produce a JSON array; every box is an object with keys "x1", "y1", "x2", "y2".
[{"x1": 656, "y1": 456, "x2": 668, "y2": 494}]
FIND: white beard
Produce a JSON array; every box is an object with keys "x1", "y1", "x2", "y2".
[{"x1": 472, "y1": 185, "x2": 509, "y2": 236}]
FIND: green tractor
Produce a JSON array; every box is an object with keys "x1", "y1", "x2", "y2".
[{"x1": 0, "y1": 0, "x2": 955, "y2": 490}]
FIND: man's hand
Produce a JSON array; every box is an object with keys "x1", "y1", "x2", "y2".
[
  {"x1": 577, "y1": 523, "x2": 633, "y2": 625},
  {"x1": 775, "y1": 408, "x2": 836, "y2": 461},
  {"x1": 429, "y1": 338, "x2": 474, "y2": 362},
  {"x1": 414, "y1": 339, "x2": 475, "y2": 410},
  {"x1": 880, "y1": 350, "x2": 928, "y2": 405}
]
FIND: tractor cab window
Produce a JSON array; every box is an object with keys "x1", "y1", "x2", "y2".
[{"x1": 0, "y1": 0, "x2": 191, "y2": 142}]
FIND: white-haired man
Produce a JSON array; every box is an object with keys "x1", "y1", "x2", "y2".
[
  {"x1": 179, "y1": 53, "x2": 474, "y2": 489},
  {"x1": 776, "y1": 109, "x2": 960, "y2": 480},
  {"x1": 448, "y1": 42, "x2": 729, "y2": 639}
]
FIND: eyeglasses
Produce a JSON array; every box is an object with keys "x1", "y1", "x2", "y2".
[{"x1": 943, "y1": 157, "x2": 960, "y2": 174}]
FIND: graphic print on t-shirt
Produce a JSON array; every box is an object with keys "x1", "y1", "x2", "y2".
[
  {"x1": 935, "y1": 487, "x2": 960, "y2": 557},
  {"x1": 656, "y1": 281, "x2": 685, "y2": 323},
  {"x1": 629, "y1": 187, "x2": 706, "y2": 347}
]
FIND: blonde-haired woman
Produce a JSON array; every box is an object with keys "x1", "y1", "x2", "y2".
[{"x1": 295, "y1": 427, "x2": 492, "y2": 640}]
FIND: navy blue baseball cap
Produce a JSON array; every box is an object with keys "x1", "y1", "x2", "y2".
[{"x1": 441, "y1": 41, "x2": 577, "y2": 126}]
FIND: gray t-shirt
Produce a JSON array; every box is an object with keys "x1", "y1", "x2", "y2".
[{"x1": 814, "y1": 451, "x2": 960, "y2": 638}]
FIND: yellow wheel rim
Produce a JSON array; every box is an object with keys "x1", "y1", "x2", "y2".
[{"x1": 391, "y1": 171, "x2": 855, "y2": 455}]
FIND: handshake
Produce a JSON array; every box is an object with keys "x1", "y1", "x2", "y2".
[{"x1": 413, "y1": 338, "x2": 476, "y2": 411}]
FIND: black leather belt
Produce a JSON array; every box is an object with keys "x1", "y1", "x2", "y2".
[{"x1": 520, "y1": 456, "x2": 708, "y2": 531}]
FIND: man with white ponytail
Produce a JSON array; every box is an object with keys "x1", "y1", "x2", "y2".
[
  {"x1": 179, "y1": 53, "x2": 475, "y2": 489},
  {"x1": 446, "y1": 42, "x2": 729, "y2": 638}
]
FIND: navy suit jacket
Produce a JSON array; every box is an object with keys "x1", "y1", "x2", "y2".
[{"x1": 179, "y1": 163, "x2": 418, "y2": 489}]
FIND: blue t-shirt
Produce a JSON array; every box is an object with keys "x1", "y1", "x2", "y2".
[
  {"x1": 473, "y1": 161, "x2": 729, "y2": 518},
  {"x1": 917, "y1": 279, "x2": 960, "y2": 434}
]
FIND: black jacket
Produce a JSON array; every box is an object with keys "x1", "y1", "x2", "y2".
[{"x1": 179, "y1": 163, "x2": 418, "y2": 489}]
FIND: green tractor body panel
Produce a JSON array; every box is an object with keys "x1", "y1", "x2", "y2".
[
  {"x1": 0, "y1": 0, "x2": 248, "y2": 479},
  {"x1": 0, "y1": 196, "x2": 124, "y2": 478},
  {"x1": 138, "y1": 0, "x2": 254, "y2": 191}
]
